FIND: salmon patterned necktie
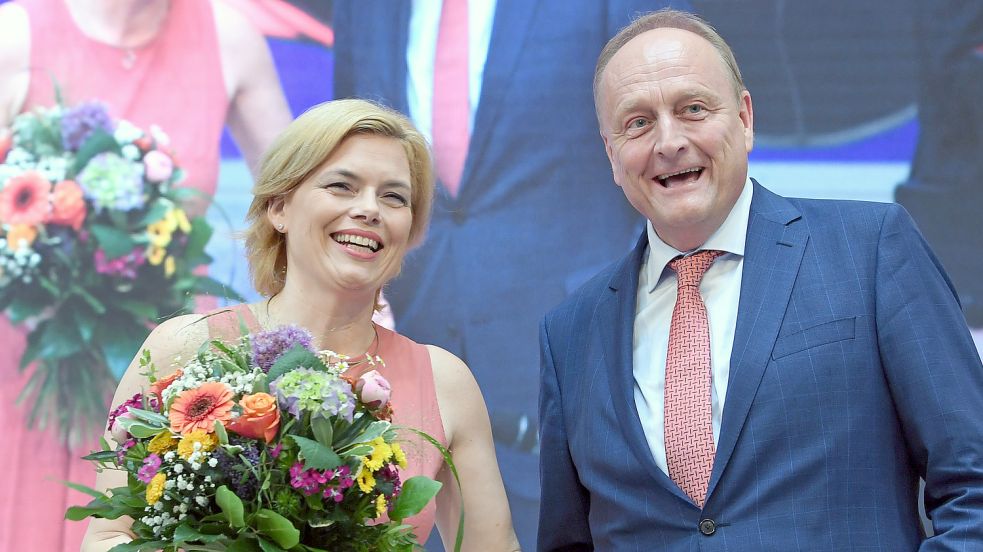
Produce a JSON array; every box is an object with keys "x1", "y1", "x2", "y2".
[
  {"x1": 432, "y1": 0, "x2": 469, "y2": 197},
  {"x1": 664, "y1": 249, "x2": 723, "y2": 507}
]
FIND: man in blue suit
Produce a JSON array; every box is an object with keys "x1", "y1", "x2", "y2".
[
  {"x1": 538, "y1": 9, "x2": 983, "y2": 550},
  {"x1": 332, "y1": 3, "x2": 685, "y2": 547}
]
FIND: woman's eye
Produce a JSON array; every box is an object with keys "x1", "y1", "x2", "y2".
[
  {"x1": 382, "y1": 193, "x2": 409, "y2": 207},
  {"x1": 326, "y1": 182, "x2": 352, "y2": 191}
]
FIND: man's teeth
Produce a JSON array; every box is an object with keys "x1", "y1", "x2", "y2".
[
  {"x1": 334, "y1": 234, "x2": 380, "y2": 251},
  {"x1": 658, "y1": 167, "x2": 701, "y2": 185}
]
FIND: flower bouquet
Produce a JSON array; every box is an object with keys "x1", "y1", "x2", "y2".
[
  {"x1": 0, "y1": 101, "x2": 235, "y2": 444},
  {"x1": 67, "y1": 323, "x2": 459, "y2": 552}
]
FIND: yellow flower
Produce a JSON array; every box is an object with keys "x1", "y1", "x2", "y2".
[
  {"x1": 391, "y1": 443, "x2": 407, "y2": 469},
  {"x1": 177, "y1": 429, "x2": 218, "y2": 459},
  {"x1": 364, "y1": 437, "x2": 392, "y2": 471},
  {"x1": 164, "y1": 255, "x2": 176, "y2": 277},
  {"x1": 374, "y1": 494, "x2": 387, "y2": 518},
  {"x1": 147, "y1": 430, "x2": 178, "y2": 454},
  {"x1": 146, "y1": 219, "x2": 173, "y2": 247},
  {"x1": 172, "y1": 208, "x2": 192, "y2": 233},
  {"x1": 146, "y1": 472, "x2": 166, "y2": 505},
  {"x1": 146, "y1": 244, "x2": 166, "y2": 265},
  {"x1": 356, "y1": 465, "x2": 376, "y2": 493}
]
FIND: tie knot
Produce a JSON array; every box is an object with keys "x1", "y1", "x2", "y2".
[{"x1": 668, "y1": 250, "x2": 724, "y2": 288}]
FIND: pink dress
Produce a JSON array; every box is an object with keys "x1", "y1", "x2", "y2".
[
  {"x1": 207, "y1": 305, "x2": 449, "y2": 543},
  {"x1": 0, "y1": 2, "x2": 229, "y2": 550}
]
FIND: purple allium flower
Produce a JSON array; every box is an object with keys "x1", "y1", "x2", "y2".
[
  {"x1": 136, "y1": 453, "x2": 162, "y2": 483},
  {"x1": 60, "y1": 101, "x2": 114, "y2": 151},
  {"x1": 214, "y1": 438, "x2": 261, "y2": 501},
  {"x1": 251, "y1": 325, "x2": 315, "y2": 373}
]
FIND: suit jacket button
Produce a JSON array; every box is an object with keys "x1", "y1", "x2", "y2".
[{"x1": 699, "y1": 519, "x2": 716, "y2": 536}]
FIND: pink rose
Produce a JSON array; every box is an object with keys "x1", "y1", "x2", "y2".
[
  {"x1": 143, "y1": 150, "x2": 174, "y2": 182},
  {"x1": 109, "y1": 414, "x2": 132, "y2": 444},
  {"x1": 355, "y1": 370, "x2": 391, "y2": 409}
]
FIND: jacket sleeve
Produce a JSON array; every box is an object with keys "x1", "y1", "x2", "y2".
[
  {"x1": 873, "y1": 203, "x2": 983, "y2": 549},
  {"x1": 538, "y1": 316, "x2": 594, "y2": 551}
]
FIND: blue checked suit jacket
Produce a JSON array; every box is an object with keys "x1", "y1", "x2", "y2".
[{"x1": 539, "y1": 181, "x2": 983, "y2": 550}]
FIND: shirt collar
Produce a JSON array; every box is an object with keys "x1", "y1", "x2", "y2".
[{"x1": 642, "y1": 177, "x2": 753, "y2": 293}]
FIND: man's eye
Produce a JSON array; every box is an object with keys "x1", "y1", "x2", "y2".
[
  {"x1": 684, "y1": 104, "x2": 705, "y2": 114},
  {"x1": 628, "y1": 118, "x2": 649, "y2": 130}
]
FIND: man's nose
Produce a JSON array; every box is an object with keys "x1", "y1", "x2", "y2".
[{"x1": 652, "y1": 117, "x2": 687, "y2": 157}]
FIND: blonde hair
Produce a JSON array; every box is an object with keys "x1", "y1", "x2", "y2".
[
  {"x1": 593, "y1": 9, "x2": 745, "y2": 106},
  {"x1": 243, "y1": 99, "x2": 434, "y2": 297}
]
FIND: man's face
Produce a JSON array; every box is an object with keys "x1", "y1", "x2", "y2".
[{"x1": 598, "y1": 28, "x2": 754, "y2": 251}]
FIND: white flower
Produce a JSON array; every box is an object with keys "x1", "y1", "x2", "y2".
[
  {"x1": 114, "y1": 120, "x2": 143, "y2": 144},
  {"x1": 195, "y1": 496, "x2": 209, "y2": 507},
  {"x1": 121, "y1": 144, "x2": 141, "y2": 160},
  {"x1": 173, "y1": 463, "x2": 184, "y2": 474}
]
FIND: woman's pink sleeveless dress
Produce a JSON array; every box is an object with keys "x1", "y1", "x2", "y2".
[
  {"x1": 0, "y1": 2, "x2": 229, "y2": 550},
  {"x1": 207, "y1": 305, "x2": 449, "y2": 543}
]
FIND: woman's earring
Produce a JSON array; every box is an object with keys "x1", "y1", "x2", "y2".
[{"x1": 277, "y1": 223, "x2": 285, "y2": 232}]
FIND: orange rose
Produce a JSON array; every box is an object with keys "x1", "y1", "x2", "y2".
[
  {"x1": 150, "y1": 368, "x2": 183, "y2": 405},
  {"x1": 227, "y1": 392, "x2": 280, "y2": 443},
  {"x1": 48, "y1": 180, "x2": 87, "y2": 230},
  {"x1": 5, "y1": 224, "x2": 37, "y2": 247}
]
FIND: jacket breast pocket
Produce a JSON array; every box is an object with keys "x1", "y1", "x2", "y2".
[{"x1": 771, "y1": 316, "x2": 857, "y2": 360}]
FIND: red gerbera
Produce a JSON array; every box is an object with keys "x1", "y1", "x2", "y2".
[
  {"x1": 169, "y1": 382, "x2": 235, "y2": 435},
  {"x1": 0, "y1": 171, "x2": 52, "y2": 226}
]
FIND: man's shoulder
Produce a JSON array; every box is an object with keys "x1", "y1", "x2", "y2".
[{"x1": 545, "y1": 251, "x2": 632, "y2": 326}]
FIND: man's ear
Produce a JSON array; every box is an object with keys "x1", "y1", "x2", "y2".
[
  {"x1": 739, "y1": 89, "x2": 754, "y2": 153},
  {"x1": 600, "y1": 132, "x2": 623, "y2": 188}
]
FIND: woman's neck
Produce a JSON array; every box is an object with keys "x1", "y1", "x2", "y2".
[
  {"x1": 64, "y1": 0, "x2": 171, "y2": 49},
  {"x1": 261, "y1": 286, "x2": 378, "y2": 357}
]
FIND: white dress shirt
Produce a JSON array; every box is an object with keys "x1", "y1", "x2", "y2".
[
  {"x1": 633, "y1": 178, "x2": 753, "y2": 476},
  {"x1": 406, "y1": 0, "x2": 497, "y2": 141}
]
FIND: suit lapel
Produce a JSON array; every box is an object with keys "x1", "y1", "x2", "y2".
[
  {"x1": 603, "y1": 233, "x2": 692, "y2": 501},
  {"x1": 456, "y1": 0, "x2": 538, "y2": 203},
  {"x1": 706, "y1": 181, "x2": 808, "y2": 498}
]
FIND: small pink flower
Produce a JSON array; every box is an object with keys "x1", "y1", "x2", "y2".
[
  {"x1": 355, "y1": 370, "x2": 391, "y2": 409},
  {"x1": 143, "y1": 150, "x2": 173, "y2": 182}
]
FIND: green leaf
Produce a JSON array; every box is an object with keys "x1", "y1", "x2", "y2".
[
  {"x1": 216, "y1": 485, "x2": 246, "y2": 528},
  {"x1": 71, "y1": 128, "x2": 122, "y2": 175},
  {"x1": 253, "y1": 509, "x2": 300, "y2": 549},
  {"x1": 90, "y1": 224, "x2": 137, "y2": 260},
  {"x1": 124, "y1": 407, "x2": 169, "y2": 426},
  {"x1": 257, "y1": 537, "x2": 287, "y2": 552},
  {"x1": 117, "y1": 420, "x2": 162, "y2": 439},
  {"x1": 311, "y1": 416, "x2": 333, "y2": 447},
  {"x1": 288, "y1": 435, "x2": 342, "y2": 470},
  {"x1": 226, "y1": 535, "x2": 263, "y2": 552},
  {"x1": 389, "y1": 476, "x2": 443, "y2": 522},
  {"x1": 65, "y1": 502, "x2": 110, "y2": 521},
  {"x1": 138, "y1": 200, "x2": 171, "y2": 226},
  {"x1": 183, "y1": 216, "x2": 214, "y2": 261},
  {"x1": 106, "y1": 539, "x2": 171, "y2": 552},
  {"x1": 62, "y1": 481, "x2": 109, "y2": 500},
  {"x1": 214, "y1": 418, "x2": 230, "y2": 445},
  {"x1": 266, "y1": 345, "x2": 323, "y2": 382},
  {"x1": 171, "y1": 522, "x2": 229, "y2": 544},
  {"x1": 81, "y1": 450, "x2": 119, "y2": 462}
]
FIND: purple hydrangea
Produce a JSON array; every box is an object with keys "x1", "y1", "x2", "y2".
[
  {"x1": 60, "y1": 101, "x2": 114, "y2": 151},
  {"x1": 269, "y1": 368, "x2": 356, "y2": 422},
  {"x1": 251, "y1": 325, "x2": 315, "y2": 372},
  {"x1": 76, "y1": 152, "x2": 145, "y2": 212}
]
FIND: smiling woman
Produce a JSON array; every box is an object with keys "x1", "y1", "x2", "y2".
[{"x1": 81, "y1": 99, "x2": 521, "y2": 552}]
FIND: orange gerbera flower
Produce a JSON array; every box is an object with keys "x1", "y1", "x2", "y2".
[
  {"x1": 169, "y1": 382, "x2": 234, "y2": 435},
  {"x1": 0, "y1": 171, "x2": 51, "y2": 226}
]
